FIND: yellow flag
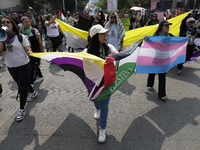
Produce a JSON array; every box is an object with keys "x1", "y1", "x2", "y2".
[
  {"x1": 123, "y1": 12, "x2": 190, "y2": 47},
  {"x1": 56, "y1": 12, "x2": 190, "y2": 48}
]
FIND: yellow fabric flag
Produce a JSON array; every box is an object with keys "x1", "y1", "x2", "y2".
[
  {"x1": 123, "y1": 11, "x2": 190, "y2": 47},
  {"x1": 56, "y1": 11, "x2": 190, "y2": 48},
  {"x1": 56, "y1": 19, "x2": 88, "y2": 41}
]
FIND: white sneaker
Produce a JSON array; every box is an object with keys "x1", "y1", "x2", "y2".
[
  {"x1": 35, "y1": 77, "x2": 44, "y2": 83},
  {"x1": 98, "y1": 127, "x2": 106, "y2": 143},
  {"x1": 159, "y1": 96, "x2": 168, "y2": 100},
  {"x1": 94, "y1": 109, "x2": 100, "y2": 120},
  {"x1": 16, "y1": 109, "x2": 26, "y2": 121},
  {"x1": 27, "y1": 91, "x2": 38, "y2": 102},
  {"x1": 147, "y1": 87, "x2": 153, "y2": 91}
]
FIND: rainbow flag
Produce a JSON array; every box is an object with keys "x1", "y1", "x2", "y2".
[{"x1": 135, "y1": 36, "x2": 189, "y2": 73}]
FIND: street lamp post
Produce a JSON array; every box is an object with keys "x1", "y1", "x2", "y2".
[
  {"x1": 171, "y1": 0, "x2": 177, "y2": 15},
  {"x1": 75, "y1": 0, "x2": 77, "y2": 13},
  {"x1": 193, "y1": 0, "x2": 197, "y2": 10},
  {"x1": 63, "y1": 0, "x2": 65, "y2": 11}
]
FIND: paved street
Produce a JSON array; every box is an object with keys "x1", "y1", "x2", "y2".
[{"x1": 0, "y1": 51, "x2": 200, "y2": 150}]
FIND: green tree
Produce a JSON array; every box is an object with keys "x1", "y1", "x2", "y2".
[{"x1": 20, "y1": 0, "x2": 43, "y2": 10}]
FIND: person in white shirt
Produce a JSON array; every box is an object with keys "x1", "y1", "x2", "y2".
[
  {"x1": 45, "y1": 14, "x2": 65, "y2": 52},
  {"x1": 0, "y1": 16, "x2": 38, "y2": 122}
]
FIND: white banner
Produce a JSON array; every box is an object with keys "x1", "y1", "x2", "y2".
[
  {"x1": 151, "y1": 0, "x2": 157, "y2": 10},
  {"x1": 107, "y1": 0, "x2": 117, "y2": 12}
]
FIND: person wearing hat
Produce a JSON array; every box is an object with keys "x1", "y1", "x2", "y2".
[
  {"x1": 147, "y1": 20, "x2": 173, "y2": 101},
  {"x1": 83, "y1": 24, "x2": 118, "y2": 143},
  {"x1": 177, "y1": 10, "x2": 199, "y2": 75}
]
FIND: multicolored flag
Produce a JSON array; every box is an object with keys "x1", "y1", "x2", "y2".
[
  {"x1": 59, "y1": 5, "x2": 66, "y2": 21},
  {"x1": 135, "y1": 36, "x2": 189, "y2": 73},
  {"x1": 56, "y1": 19, "x2": 88, "y2": 50},
  {"x1": 56, "y1": 11, "x2": 190, "y2": 49},
  {"x1": 29, "y1": 52, "x2": 105, "y2": 98},
  {"x1": 29, "y1": 40, "x2": 142, "y2": 101},
  {"x1": 91, "y1": 39, "x2": 143, "y2": 101}
]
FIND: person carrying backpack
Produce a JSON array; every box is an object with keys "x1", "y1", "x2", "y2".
[
  {"x1": 21, "y1": 16, "x2": 44, "y2": 84},
  {"x1": 0, "y1": 16, "x2": 38, "y2": 121}
]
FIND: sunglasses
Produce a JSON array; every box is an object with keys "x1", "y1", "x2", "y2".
[
  {"x1": 111, "y1": 16, "x2": 116, "y2": 19},
  {"x1": 23, "y1": 21, "x2": 30, "y2": 23},
  {"x1": 1, "y1": 21, "x2": 11, "y2": 24}
]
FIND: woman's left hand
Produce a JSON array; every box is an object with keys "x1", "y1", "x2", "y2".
[{"x1": 26, "y1": 50, "x2": 32, "y2": 55}]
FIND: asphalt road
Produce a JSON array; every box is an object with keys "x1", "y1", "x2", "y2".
[{"x1": 0, "y1": 51, "x2": 199, "y2": 150}]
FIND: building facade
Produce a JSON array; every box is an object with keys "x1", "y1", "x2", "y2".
[{"x1": 0, "y1": 0, "x2": 23, "y2": 12}]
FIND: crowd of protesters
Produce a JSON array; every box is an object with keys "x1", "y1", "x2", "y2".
[{"x1": 0, "y1": 5, "x2": 200, "y2": 143}]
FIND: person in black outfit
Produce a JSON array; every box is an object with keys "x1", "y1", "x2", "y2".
[
  {"x1": 21, "y1": 17, "x2": 44, "y2": 84},
  {"x1": 147, "y1": 20, "x2": 174, "y2": 101},
  {"x1": 145, "y1": 13, "x2": 159, "y2": 26},
  {"x1": 177, "y1": 10, "x2": 199, "y2": 75},
  {"x1": 87, "y1": 7, "x2": 105, "y2": 42}
]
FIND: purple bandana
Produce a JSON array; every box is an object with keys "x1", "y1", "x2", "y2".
[{"x1": 5, "y1": 32, "x2": 16, "y2": 44}]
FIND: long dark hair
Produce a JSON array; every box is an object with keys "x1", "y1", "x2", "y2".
[
  {"x1": 1, "y1": 16, "x2": 19, "y2": 35},
  {"x1": 85, "y1": 33, "x2": 109, "y2": 57},
  {"x1": 155, "y1": 25, "x2": 162, "y2": 35}
]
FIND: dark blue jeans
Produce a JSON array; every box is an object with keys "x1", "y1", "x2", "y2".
[{"x1": 94, "y1": 96, "x2": 111, "y2": 129}]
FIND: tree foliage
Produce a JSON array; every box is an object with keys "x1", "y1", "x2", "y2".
[{"x1": 20, "y1": 0, "x2": 43, "y2": 10}]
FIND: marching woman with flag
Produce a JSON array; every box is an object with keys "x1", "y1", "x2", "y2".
[
  {"x1": 83, "y1": 24, "x2": 118, "y2": 143},
  {"x1": 147, "y1": 20, "x2": 174, "y2": 101},
  {"x1": 45, "y1": 14, "x2": 65, "y2": 52}
]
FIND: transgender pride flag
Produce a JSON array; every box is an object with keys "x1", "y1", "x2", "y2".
[{"x1": 135, "y1": 36, "x2": 189, "y2": 73}]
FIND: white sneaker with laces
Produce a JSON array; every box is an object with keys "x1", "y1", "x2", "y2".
[
  {"x1": 35, "y1": 77, "x2": 44, "y2": 83},
  {"x1": 94, "y1": 109, "x2": 100, "y2": 120},
  {"x1": 98, "y1": 127, "x2": 106, "y2": 143},
  {"x1": 16, "y1": 109, "x2": 26, "y2": 121},
  {"x1": 27, "y1": 91, "x2": 38, "y2": 102}
]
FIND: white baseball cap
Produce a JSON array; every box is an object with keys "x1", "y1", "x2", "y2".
[
  {"x1": 187, "y1": 18, "x2": 195, "y2": 23},
  {"x1": 90, "y1": 24, "x2": 110, "y2": 38}
]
